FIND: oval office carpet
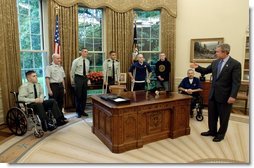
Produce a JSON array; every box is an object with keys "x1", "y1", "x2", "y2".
[{"x1": 0, "y1": 111, "x2": 249, "y2": 163}]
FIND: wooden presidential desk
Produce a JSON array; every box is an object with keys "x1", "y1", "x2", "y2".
[{"x1": 91, "y1": 91, "x2": 192, "y2": 153}]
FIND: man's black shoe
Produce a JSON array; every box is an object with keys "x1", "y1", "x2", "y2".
[
  {"x1": 81, "y1": 112, "x2": 89, "y2": 117},
  {"x1": 57, "y1": 120, "x2": 68, "y2": 126},
  {"x1": 61, "y1": 116, "x2": 68, "y2": 120},
  {"x1": 213, "y1": 136, "x2": 224, "y2": 142},
  {"x1": 41, "y1": 120, "x2": 48, "y2": 132},
  {"x1": 201, "y1": 131, "x2": 216, "y2": 137},
  {"x1": 47, "y1": 125, "x2": 57, "y2": 131}
]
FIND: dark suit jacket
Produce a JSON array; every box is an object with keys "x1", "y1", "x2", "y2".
[{"x1": 195, "y1": 56, "x2": 241, "y2": 103}]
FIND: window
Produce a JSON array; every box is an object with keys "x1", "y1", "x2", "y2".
[
  {"x1": 135, "y1": 10, "x2": 160, "y2": 89},
  {"x1": 78, "y1": 7, "x2": 104, "y2": 72},
  {"x1": 78, "y1": 7, "x2": 104, "y2": 94},
  {"x1": 17, "y1": 0, "x2": 48, "y2": 92}
]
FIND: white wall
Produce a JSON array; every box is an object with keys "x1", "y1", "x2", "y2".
[{"x1": 175, "y1": 0, "x2": 249, "y2": 90}]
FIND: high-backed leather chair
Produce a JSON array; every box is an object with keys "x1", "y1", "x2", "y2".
[
  {"x1": 236, "y1": 81, "x2": 249, "y2": 115},
  {"x1": 109, "y1": 85, "x2": 127, "y2": 95}
]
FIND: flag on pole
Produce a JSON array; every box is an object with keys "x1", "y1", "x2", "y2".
[
  {"x1": 132, "y1": 21, "x2": 138, "y2": 62},
  {"x1": 54, "y1": 15, "x2": 60, "y2": 54}
]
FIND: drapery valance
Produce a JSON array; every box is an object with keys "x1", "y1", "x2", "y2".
[{"x1": 52, "y1": 0, "x2": 177, "y2": 17}]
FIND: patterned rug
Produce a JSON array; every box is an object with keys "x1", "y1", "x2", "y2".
[{"x1": 0, "y1": 108, "x2": 249, "y2": 163}]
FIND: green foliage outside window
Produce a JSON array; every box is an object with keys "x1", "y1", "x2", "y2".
[
  {"x1": 17, "y1": 0, "x2": 48, "y2": 93},
  {"x1": 135, "y1": 10, "x2": 161, "y2": 90},
  {"x1": 78, "y1": 7, "x2": 104, "y2": 74}
]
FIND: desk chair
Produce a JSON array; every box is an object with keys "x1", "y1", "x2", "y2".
[
  {"x1": 236, "y1": 81, "x2": 249, "y2": 115},
  {"x1": 109, "y1": 85, "x2": 127, "y2": 95}
]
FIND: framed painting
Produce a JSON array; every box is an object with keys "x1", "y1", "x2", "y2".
[
  {"x1": 119, "y1": 73, "x2": 127, "y2": 84},
  {"x1": 190, "y1": 38, "x2": 224, "y2": 63}
]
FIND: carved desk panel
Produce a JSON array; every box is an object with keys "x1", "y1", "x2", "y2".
[{"x1": 91, "y1": 91, "x2": 192, "y2": 153}]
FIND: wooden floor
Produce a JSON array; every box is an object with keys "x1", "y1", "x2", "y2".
[{"x1": 0, "y1": 109, "x2": 249, "y2": 163}]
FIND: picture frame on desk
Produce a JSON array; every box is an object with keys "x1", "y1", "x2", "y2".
[
  {"x1": 119, "y1": 73, "x2": 127, "y2": 84},
  {"x1": 190, "y1": 38, "x2": 224, "y2": 63}
]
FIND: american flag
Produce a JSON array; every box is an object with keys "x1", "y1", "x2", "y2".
[{"x1": 54, "y1": 15, "x2": 60, "y2": 54}]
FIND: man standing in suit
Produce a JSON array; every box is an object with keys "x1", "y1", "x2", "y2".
[{"x1": 190, "y1": 43, "x2": 241, "y2": 142}]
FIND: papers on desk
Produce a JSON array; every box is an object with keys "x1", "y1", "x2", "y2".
[
  {"x1": 114, "y1": 98, "x2": 126, "y2": 102},
  {"x1": 100, "y1": 94, "x2": 130, "y2": 105}
]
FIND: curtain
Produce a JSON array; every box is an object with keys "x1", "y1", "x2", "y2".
[
  {"x1": 0, "y1": 0, "x2": 21, "y2": 123},
  {"x1": 48, "y1": 0, "x2": 79, "y2": 108},
  {"x1": 52, "y1": 0, "x2": 177, "y2": 17},
  {"x1": 105, "y1": 8, "x2": 134, "y2": 89},
  {"x1": 161, "y1": 8, "x2": 176, "y2": 91}
]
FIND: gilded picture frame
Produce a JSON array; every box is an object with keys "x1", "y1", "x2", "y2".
[
  {"x1": 119, "y1": 73, "x2": 127, "y2": 84},
  {"x1": 190, "y1": 38, "x2": 224, "y2": 63}
]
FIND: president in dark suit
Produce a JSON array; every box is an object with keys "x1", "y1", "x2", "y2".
[{"x1": 190, "y1": 43, "x2": 241, "y2": 142}]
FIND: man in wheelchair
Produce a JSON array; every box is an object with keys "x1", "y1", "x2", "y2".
[
  {"x1": 18, "y1": 70, "x2": 68, "y2": 132},
  {"x1": 178, "y1": 69, "x2": 203, "y2": 118}
]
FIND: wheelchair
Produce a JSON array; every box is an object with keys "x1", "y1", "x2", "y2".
[
  {"x1": 191, "y1": 95, "x2": 204, "y2": 121},
  {"x1": 6, "y1": 92, "x2": 57, "y2": 138}
]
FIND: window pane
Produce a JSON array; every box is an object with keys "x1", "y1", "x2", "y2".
[
  {"x1": 29, "y1": 0, "x2": 39, "y2": 18},
  {"x1": 18, "y1": 1, "x2": 29, "y2": 16},
  {"x1": 141, "y1": 39, "x2": 150, "y2": 51},
  {"x1": 137, "y1": 27, "x2": 141, "y2": 38},
  {"x1": 87, "y1": 53, "x2": 94, "y2": 68},
  {"x1": 84, "y1": 24, "x2": 93, "y2": 37},
  {"x1": 94, "y1": 53, "x2": 103, "y2": 66},
  {"x1": 78, "y1": 38, "x2": 84, "y2": 51},
  {"x1": 20, "y1": 33, "x2": 31, "y2": 50},
  {"x1": 94, "y1": 24, "x2": 102, "y2": 38},
  {"x1": 19, "y1": 15, "x2": 30, "y2": 34},
  {"x1": 34, "y1": 52, "x2": 42, "y2": 68},
  {"x1": 142, "y1": 27, "x2": 150, "y2": 38},
  {"x1": 23, "y1": 53, "x2": 34, "y2": 68},
  {"x1": 31, "y1": 20, "x2": 40, "y2": 34},
  {"x1": 94, "y1": 38, "x2": 102, "y2": 51},
  {"x1": 151, "y1": 39, "x2": 159, "y2": 51},
  {"x1": 151, "y1": 24, "x2": 159, "y2": 38},
  {"x1": 31, "y1": 35, "x2": 41, "y2": 50},
  {"x1": 85, "y1": 38, "x2": 93, "y2": 51}
]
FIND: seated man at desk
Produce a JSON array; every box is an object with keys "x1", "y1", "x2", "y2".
[{"x1": 178, "y1": 69, "x2": 203, "y2": 117}]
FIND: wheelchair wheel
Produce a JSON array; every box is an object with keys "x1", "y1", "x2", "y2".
[
  {"x1": 196, "y1": 107, "x2": 204, "y2": 121},
  {"x1": 34, "y1": 129, "x2": 44, "y2": 138},
  {"x1": 196, "y1": 114, "x2": 204, "y2": 121},
  {"x1": 6, "y1": 107, "x2": 28, "y2": 136}
]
